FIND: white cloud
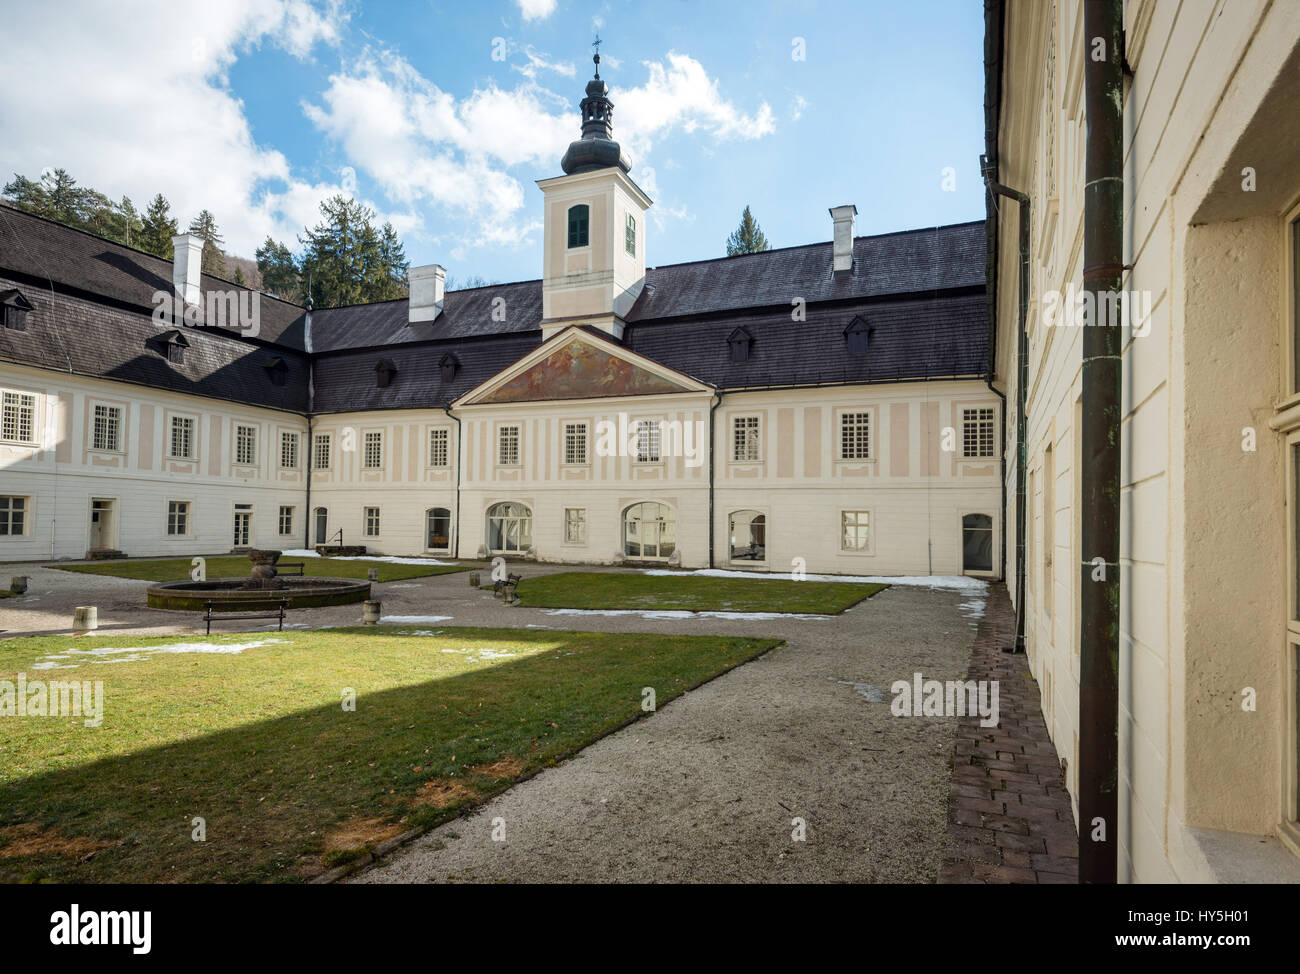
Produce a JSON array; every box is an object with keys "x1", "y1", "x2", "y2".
[
  {"x1": 791, "y1": 94, "x2": 808, "y2": 122},
  {"x1": 0, "y1": 0, "x2": 350, "y2": 257},
  {"x1": 516, "y1": 0, "x2": 557, "y2": 22}
]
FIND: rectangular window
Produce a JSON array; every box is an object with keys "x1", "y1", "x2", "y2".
[
  {"x1": 280, "y1": 431, "x2": 299, "y2": 469},
  {"x1": 166, "y1": 500, "x2": 189, "y2": 536},
  {"x1": 732, "y1": 415, "x2": 761, "y2": 462},
  {"x1": 169, "y1": 415, "x2": 195, "y2": 459},
  {"x1": 498, "y1": 425, "x2": 520, "y2": 466},
  {"x1": 1, "y1": 390, "x2": 36, "y2": 443},
  {"x1": 962, "y1": 407, "x2": 996, "y2": 458},
  {"x1": 635, "y1": 420, "x2": 661, "y2": 463},
  {"x1": 564, "y1": 422, "x2": 588, "y2": 465},
  {"x1": 564, "y1": 507, "x2": 586, "y2": 544},
  {"x1": 92, "y1": 404, "x2": 122, "y2": 452},
  {"x1": 364, "y1": 431, "x2": 383, "y2": 469},
  {"x1": 429, "y1": 428, "x2": 449, "y2": 467},
  {"x1": 278, "y1": 505, "x2": 294, "y2": 536},
  {"x1": 625, "y1": 213, "x2": 636, "y2": 256},
  {"x1": 0, "y1": 496, "x2": 27, "y2": 536},
  {"x1": 841, "y1": 510, "x2": 871, "y2": 552},
  {"x1": 364, "y1": 506, "x2": 381, "y2": 537},
  {"x1": 313, "y1": 433, "x2": 331, "y2": 470},
  {"x1": 840, "y1": 411, "x2": 871, "y2": 460},
  {"x1": 235, "y1": 424, "x2": 257, "y2": 466}
]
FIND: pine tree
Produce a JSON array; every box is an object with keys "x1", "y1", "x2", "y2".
[
  {"x1": 373, "y1": 221, "x2": 409, "y2": 301},
  {"x1": 255, "y1": 237, "x2": 300, "y2": 301},
  {"x1": 298, "y1": 195, "x2": 409, "y2": 308},
  {"x1": 232, "y1": 266, "x2": 247, "y2": 287},
  {"x1": 188, "y1": 209, "x2": 226, "y2": 277},
  {"x1": 725, "y1": 205, "x2": 771, "y2": 256},
  {"x1": 116, "y1": 196, "x2": 143, "y2": 248},
  {"x1": 138, "y1": 194, "x2": 179, "y2": 258}
]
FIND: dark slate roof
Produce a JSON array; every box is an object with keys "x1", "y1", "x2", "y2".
[
  {"x1": 625, "y1": 292, "x2": 989, "y2": 389},
  {"x1": 0, "y1": 204, "x2": 307, "y2": 350},
  {"x1": 629, "y1": 221, "x2": 986, "y2": 322},
  {"x1": 0, "y1": 271, "x2": 309, "y2": 411},
  {"x1": 310, "y1": 334, "x2": 539, "y2": 413},
  {"x1": 0, "y1": 205, "x2": 987, "y2": 414},
  {"x1": 309, "y1": 278, "x2": 543, "y2": 352}
]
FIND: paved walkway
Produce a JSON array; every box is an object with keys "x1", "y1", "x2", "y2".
[{"x1": 937, "y1": 588, "x2": 1080, "y2": 883}]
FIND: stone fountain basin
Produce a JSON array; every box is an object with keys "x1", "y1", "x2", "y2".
[{"x1": 146, "y1": 577, "x2": 372, "y2": 611}]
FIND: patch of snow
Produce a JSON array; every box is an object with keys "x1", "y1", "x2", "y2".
[
  {"x1": 381, "y1": 615, "x2": 453, "y2": 624},
  {"x1": 640, "y1": 568, "x2": 987, "y2": 592},
  {"x1": 542, "y1": 608, "x2": 831, "y2": 621},
  {"x1": 829, "y1": 677, "x2": 888, "y2": 703},
  {"x1": 279, "y1": 549, "x2": 457, "y2": 567},
  {"x1": 958, "y1": 598, "x2": 987, "y2": 619},
  {"x1": 32, "y1": 638, "x2": 288, "y2": 669}
]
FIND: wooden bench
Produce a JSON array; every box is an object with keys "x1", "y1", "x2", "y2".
[
  {"x1": 277, "y1": 563, "x2": 306, "y2": 576},
  {"x1": 492, "y1": 572, "x2": 522, "y2": 595},
  {"x1": 204, "y1": 598, "x2": 287, "y2": 635}
]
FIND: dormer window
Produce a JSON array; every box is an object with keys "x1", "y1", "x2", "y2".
[
  {"x1": 149, "y1": 329, "x2": 189, "y2": 365},
  {"x1": 844, "y1": 315, "x2": 870, "y2": 357},
  {"x1": 727, "y1": 326, "x2": 753, "y2": 364},
  {"x1": 439, "y1": 353, "x2": 459, "y2": 384},
  {"x1": 263, "y1": 356, "x2": 288, "y2": 387},
  {"x1": 1, "y1": 290, "x2": 34, "y2": 331},
  {"x1": 567, "y1": 204, "x2": 590, "y2": 248},
  {"x1": 376, "y1": 359, "x2": 398, "y2": 389}
]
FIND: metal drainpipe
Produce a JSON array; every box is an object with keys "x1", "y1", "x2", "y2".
[
  {"x1": 981, "y1": 161, "x2": 1030, "y2": 655},
  {"x1": 1079, "y1": 0, "x2": 1123, "y2": 885},
  {"x1": 304, "y1": 413, "x2": 313, "y2": 550},
  {"x1": 707, "y1": 391, "x2": 724, "y2": 568},
  {"x1": 442, "y1": 404, "x2": 462, "y2": 559}
]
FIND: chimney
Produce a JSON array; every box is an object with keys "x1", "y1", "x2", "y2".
[
  {"x1": 829, "y1": 204, "x2": 857, "y2": 273},
  {"x1": 408, "y1": 264, "x2": 446, "y2": 323},
  {"x1": 171, "y1": 233, "x2": 204, "y2": 307}
]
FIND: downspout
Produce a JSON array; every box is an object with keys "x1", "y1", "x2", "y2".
[
  {"x1": 1079, "y1": 0, "x2": 1123, "y2": 885},
  {"x1": 442, "y1": 404, "x2": 462, "y2": 559},
  {"x1": 304, "y1": 413, "x2": 313, "y2": 550},
  {"x1": 707, "y1": 391, "x2": 724, "y2": 568},
  {"x1": 980, "y1": 162, "x2": 1029, "y2": 655},
  {"x1": 303, "y1": 298, "x2": 314, "y2": 551}
]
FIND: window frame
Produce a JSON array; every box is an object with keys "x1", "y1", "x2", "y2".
[
  {"x1": 731, "y1": 415, "x2": 762, "y2": 463},
  {"x1": 425, "y1": 507, "x2": 452, "y2": 552},
  {"x1": 168, "y1": 413, "x2": 197, "y2": 461},
  {"x1": 0, "y1": 388, "x2": 37, "y2": 445},
  {"x1": 961, "y1": 406, "x2": 998, "y2": 459},
  {"x1": 563, "y1": 507, "x2": 587, "y2": 545},
  {"x1": 838, "y1": 409, "x2": 873, "y2": 462},
  {"x1": 567, "y1": 203, "x2": 590, "y2": 249},
  {"x1": 234, "y1": 423, "x2": 258, "y2": 467},
  {"x1": 363, "y1": 505, "x2": 381, "y2": 538},
  {"x1": 563, "y1": 421, "x2": 589, "y2": 466},
  {"x1": 278, "y1": 505, "x2": 295, "y2": 537},
  {"x1": 839, "y1": 509, "x2": 873, "y2": 554},
  {"x1": 960, "y1": 511, "x2": 996, "y2": 576},
  {"x1": 428, "y1": 427, "x2": 450, "y2": 468},
  {"x1": 312, "y1": 432, "x2": 332, "y2": 470},
  {"x1": 279, "y1": 430, "x2": 299, "y2": 470},
  {"x1": 0, "y1": 495, "x2": 29, "y2": 537},
  {"x1": 497, "y1": 424, "x2": 521, "y2": 467},
  {"x1": 363, "y1": 430, "x2": 384, "y2": 470},
  {"x1": 625, "y1": 212, "x2": 636, "y2": 256},
  {"x1": 90, "y1": 402, "x2": 124, "y2": 454},
  {"x1": 634, "y1": 419, "x2": 662, "y2": 464},
  {"x1": 166, "y1": 499, "x2": 191, "y2": 537}
]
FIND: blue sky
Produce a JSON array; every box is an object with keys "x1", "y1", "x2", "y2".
[{"x1": 0, "y1": 0, "x2": 986, "y2": 286}]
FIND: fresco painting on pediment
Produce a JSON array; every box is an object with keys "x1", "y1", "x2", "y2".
[{"x1": 479, "y1": 338, "x2": 688, "y2": 403}]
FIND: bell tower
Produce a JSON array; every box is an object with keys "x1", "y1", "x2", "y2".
[{"x1": 538, "y1": 42, "x2": 652, "y2": 341}]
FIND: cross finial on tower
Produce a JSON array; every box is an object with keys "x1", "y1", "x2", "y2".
[{"x1": 592, "y1": 32, "x2": 601, "y2": 76}]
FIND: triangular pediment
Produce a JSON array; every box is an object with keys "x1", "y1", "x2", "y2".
[{"x1": 458, "y1": 328, "x2": 709, "y2": 406}]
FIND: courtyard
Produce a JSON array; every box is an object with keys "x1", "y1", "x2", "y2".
[{"x1": 0, "y1": 556, "x2": 1074, "y2": 883}]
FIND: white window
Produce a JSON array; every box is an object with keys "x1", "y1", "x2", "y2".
[
  {"x1": 364, "y1": 506, "x2": 381, "y2": 537},
  {"x1": 564, "y1": 507, "x2": 586, "y2": 544},
  {"x1": 426, "y1": 507, "x2": 451, "y2": 550},
  {"x1": 841, "y1": 510, "x2": 871, "y2": 552},
  {"x1": 166, "y1": 500, "x2": 189, "y2": 536},
  {"x1": 279, "y1": 505, "x2": 294, "y2": 536},
  {"x1": 0, "y1": 496, "x2": 27, "y2": 536},
  {"x1": 840, "y1": 411, "x2": 871, "y2": 460},
  {"x1": 1, "y1": 390, "x2": 36, "y2": 444},
  {"x1": 92, "y1": 404, "x2": 122, "y2": 452},
  {"x1": 625, "y1": 212, "x2": 636, "y2": 256},
  {"x1": 732, "y1": 415, "x2": 761, "y2": 462},
  {"x1": 635, "y1": 420, "x2": 661, "y2": 463},
  {"x1": 280, "y1": 431, "x2": 299, "y2": 469},
  {"x1": 235, "y1": 424, "x2": 257, "y2": 466},
  {"x1": 364, "y1": 431, "x2": 383, "y2": 469},
  {"x1": 498, "y1": 425, "x2": 520, "y2": 466},
  {"x1": 564, "y1": 422, "x2": 588, "y2": 465},
  {"x1": 962, "y1": 407, "x2": 996, "y2": 458},
  {"x1": 429, "y1": 428, "x2": 449, "y2": 467},
  {"x1": 313, "y1": 432, "x2": 331, "y2": 470},
  {"x1": 169, "y1": 415, "x2": 195, "y2": 459}
]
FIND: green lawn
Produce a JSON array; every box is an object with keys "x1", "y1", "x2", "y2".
[
  {"x1": 52, "y1": 556, "x2": 465, "y2": 584},
  {"x1": 0, "y1": 626, "x2": 780, "y2": 883},
  {"x1": 516, "y1": 571, "x2": 887, "y2": 614}
]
